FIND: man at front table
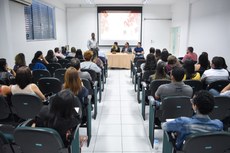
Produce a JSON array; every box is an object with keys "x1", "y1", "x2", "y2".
[
  {"x1": 121, "y1": 42, "x2": 132, "y2": 53},
  {"x1": 133, "y1": 42, "x2": 144, "y2": 59}
]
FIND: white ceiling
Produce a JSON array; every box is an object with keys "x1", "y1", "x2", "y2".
[{"x1": 59, "y1": 0, "x2": 177, "y2": 6}]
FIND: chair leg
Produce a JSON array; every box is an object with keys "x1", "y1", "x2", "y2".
[
  {"x1": 93, "y1": 88, "x2": 98, "y2": 119},
  {"x1": 87, "y1": 101, "x2": 92, "y2": 146},
  {"x1": 163, "y1": 131, "x2": 173, "y2": 153},
  {"x1": 137, "y1": 78, "x2": 141, "y2": 103},
  {"x1": 149, "y1": 104, "x2": 155, "y2": 148},
  {"x1": 141, "y1": 86, "x2": 146, "y2": 120}
]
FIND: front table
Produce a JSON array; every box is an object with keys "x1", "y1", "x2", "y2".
[{"x1": 107, "y1": 53, "x2": 134, "y2": 69}]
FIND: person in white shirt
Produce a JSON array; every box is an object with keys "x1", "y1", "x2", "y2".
[
  {"x1": 80, "y1": 50, "x2": 101, "y2": 73},
  {"x1": 201, "y1": 56, "x2": 229, "y2": 85},
  {"x1": 87, "y1": 33, "x2": 98, "y2": 51},
  {"x1": 54, "y1": 47, "x2": 65, "y2": 59}
]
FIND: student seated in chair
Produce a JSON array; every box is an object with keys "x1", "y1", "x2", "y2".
[
  {"x1": 35, "y1": 89, "x2": 87, "y2": 147},
  {"x1": 162, "y1": 90, "x2": 223, "y2": 150}
]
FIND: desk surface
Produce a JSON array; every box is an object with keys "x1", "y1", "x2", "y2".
[{"x1": 107, "y1": 53, "x2": 134, "y2": 69}]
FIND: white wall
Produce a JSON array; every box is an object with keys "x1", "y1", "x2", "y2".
[
  {"x1": 171, "y1": 0, "x2": 190, "y2": 57},
  {"x1": 142, "y1": 5, "x2": 172, "y2": 57},
  {"x1": 188, "y1": 0, "x2": 230, "y2": 67},
  {"x1": 67, "y1": 5, "x2": 172, "y2": 56},
  {"x1": 0, "y1": 0, "x2": 67, "y2": 67},
  {"x1": 67, "y1": 7, "x2": 97, "y2": 51}
]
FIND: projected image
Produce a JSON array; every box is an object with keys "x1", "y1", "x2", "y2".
[{"x1": 98, "y1": 8, "x2": 142, "y2": 46}]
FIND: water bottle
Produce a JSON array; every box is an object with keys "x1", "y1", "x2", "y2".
[{"x1": 154, "y1": 138, "x2": 159, "y2": 151}]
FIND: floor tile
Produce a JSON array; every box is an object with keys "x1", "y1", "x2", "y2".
[
  {"x1": 100, "y1": 114, "x2": 121, "y2": 125},
  {"x1": 94, "y1": 136, "x2": 122, "y2": 152},
  {"x1": 98, "y1": 124, "x2": 122, "y2": 136},
  {"x1": 121, "y1": 114, "x2": 143, "y2": 124},
  {"x1": 122, "y1": 136, "x2": 151, "y2": 152},
  {"x1": 122, "y1": 124, "x2": 146, "y2": 137}
]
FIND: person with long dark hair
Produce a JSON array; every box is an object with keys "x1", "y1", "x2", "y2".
[
  {"x1": 183, "y1": 59, "x2": 200, "y2": 80},
  {"x1": 140, "y1": 53, "x2": 157, "y2": 72},
  {"x1": 31, "y1": 51, "x2": 49, "y2": 70},
  {"x1": 195, "y1": 52, "x2": 210, "y2": 72},
  {"x1": 1, "y1": 66, "x2": 45, "y2": 101},
  {"x1": 0, "y1": 58, "x2": 16, "y2": 85},
  {"x1": 45, "y1": 50, "x2": 58, "y2": 63}
]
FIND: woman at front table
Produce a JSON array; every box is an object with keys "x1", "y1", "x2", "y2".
[
  {"x1": 111, "y1": 42, "x2": 120, "y2": 53},
  {"x1": 133, "y1": 42, "x2": 144, "y2": 59},
  {"x1": 121, "y1": 42, "x2": 132, "y2": 53}
]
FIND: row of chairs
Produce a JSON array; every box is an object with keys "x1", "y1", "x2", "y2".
[
  {"x1": 0, "y1": 119, "x2": 81, "y2": 153},
  {"x1": 148, "y1": 96, "x2": 230, "y2": 148}
]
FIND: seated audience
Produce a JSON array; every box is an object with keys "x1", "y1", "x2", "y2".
[
  {"x1": 140, "y1": 53, "x2": 157, "y2": 73},
  {"x1": 35, "y1": 89, "x2": 87, "y2": 147},
  {"x1": 149, "y1": 47, "x2": 155, "y2": 54},
  {"x1": 162, "y1": 90, "x2": 223, "y2": 150},
  {"x1": 92, "y1": 50, "x2": 104, "y2": 69},
  {"x1": 75, "y1": 49, "x2": 84, "y2": 61},
  {"x1": 182, "y1": 47, "x2": 197, "y2": 63},
  {"x1": 1, "y1": 66, "x2": 46, "y2": 101},
  {"x1": 155, "y1": 67, "x2": 193, "y2": 100},
  {"x1": 150, "y1": 61, "x2": 170, "y2": 81},
  {"x1": 165, "y1": 55, "x2": 182, "y2": 74},
  {"x1": 209, "y1": 83, "x2": 230, "y2": 97},
  {"x1": 195, "y1": 52, "x2": 210, "y2": 72},
  {"x1": 67, "y1": 47, "x2": 77, "y2": 57},
  {"x1": 69, "y1": 58, "x2": 92, "y2": 81},
  {"x1": 54, "y1": 47, "x2": 65, "y2": 59},
  {"x1": 14, "y1": 53, "x2": 26, "y2": 72},
  {"x1": 121, "y1": 42, "x2": 132, "y2": 53},
  {"x1": 80, "y1": 50, "x2": 101, "y2": 73},
  {"x1": 111, "y1": 42, "x2": 120, "y2": 53},
  {"x1": 155, "y1": 49, "x2": 161, "y2": 62},
  {"x1": 157, "y1": 50, "x2": 169, "y2": 64},
  {"x1": 201, "y1": 56, "x2": 229, "y2": 85},
  {"x1": 0, "y1": 58, "x2": 16, "y2": 85},
  {"x1": 183, "y1": 59, "x2": 200, "y2": 80},
  {"x1": 45, "y1": 50, "x2": 58, "y2": 63},
  {"x1": 31, "y1": 51, "x2": 49, "y2": 70},
  {"x1": 133, "y1": 42, "x2": 144, "y2": 59},
  {"x1": 63, "y1": 67, "x2": 88, "y2": 104}
]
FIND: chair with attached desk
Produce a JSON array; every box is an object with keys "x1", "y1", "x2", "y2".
[
  {"x1": 162, "y1": 131, "x2": 230, "y2": 153},
  {"x1": 14, "y1": 119, "x2": 81, "y2": 153},
  {"x1": 141, "y1": 79, "x2": 170, "y2": 120},
  {"x1": 148, "y1": 96, "x2": 193, "y2": 148}
]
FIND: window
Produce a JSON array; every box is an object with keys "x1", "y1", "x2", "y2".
[{"x1": 24, "y1": 0, "x2": 55, "y2": 40}]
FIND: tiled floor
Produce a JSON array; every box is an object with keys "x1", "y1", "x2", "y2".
[{"x1": 80, "y1": 69, "x2": 163, "y2": 153}]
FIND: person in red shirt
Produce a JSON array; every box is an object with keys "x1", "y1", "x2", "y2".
[{"x1": 182, "y1": 47, "x2": 197, "y2": 63}]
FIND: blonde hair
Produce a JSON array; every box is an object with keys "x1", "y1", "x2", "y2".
[
  {"x1": 84, "y1": 50, "x2": 93, "y2": 61},
  {"x1": 64, "y1": 67, "x2": 82, "y2": 95}
]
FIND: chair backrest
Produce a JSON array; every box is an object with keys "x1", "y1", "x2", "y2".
[
  {"x1": 46, "y1": 63, "x2": 62, "y2": 76},
  {"x1": 81, "y1": 69, "x2": 97, "y2": 82},
  {"x1": 32, "y1": 69, "x2": 51, "y2": 84},
  {"x1": 184, "y1": 80, "x2": 202, "y2": 96},
  {"x1": 82, "y1": 78, "x2": 93, "y2": 95},
  {"x1": 11, "y1": 94, "x2": 43, "y2": 120},
  {"x1": 181, "y1": 132, "x2": 230, "y2": 153},
  {"x1": 14, "y1": 127, "x2": 67, "y2": 153},
  {"x1": 207, "y1": 80, "x2": 230, "y2": 92},
  {"x1": 58, "y1": 59, "x2": 69, "y2": 68},
  {"x1": 65, "y1": 56, "x2": 74, "y2": 61},
  {"x1": 54, "y1": 68, "x2": 66, "y2": 84},
  {"x1": 142, "y1": 70, "x2": 155, "y2": 82},
  {"x1": 150, "y1": 79, "x2": 171, "y2": 96},
  {"x1": 0, "y1": 79, "x2": 7, "y2": 85},
  {"x1": 0, "y1": 131, "x2": 14, "y2": 153},
  {"x1": 158, "y1": 96, "x2": 193, "y2": 121},
  {"x1": 38, "y1": 77, "x2": 62, "y2": 95},
  {"x1": 0, "y1": 96, "x2": 11, "y2": 120},
  {"x1": 209, "y1": 96, "x2": 230, "y2": 121}
]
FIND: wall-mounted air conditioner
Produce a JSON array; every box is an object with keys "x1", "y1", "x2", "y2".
[{"x1": 11, "y1": 0, "x2": 32, "y2": 6}]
